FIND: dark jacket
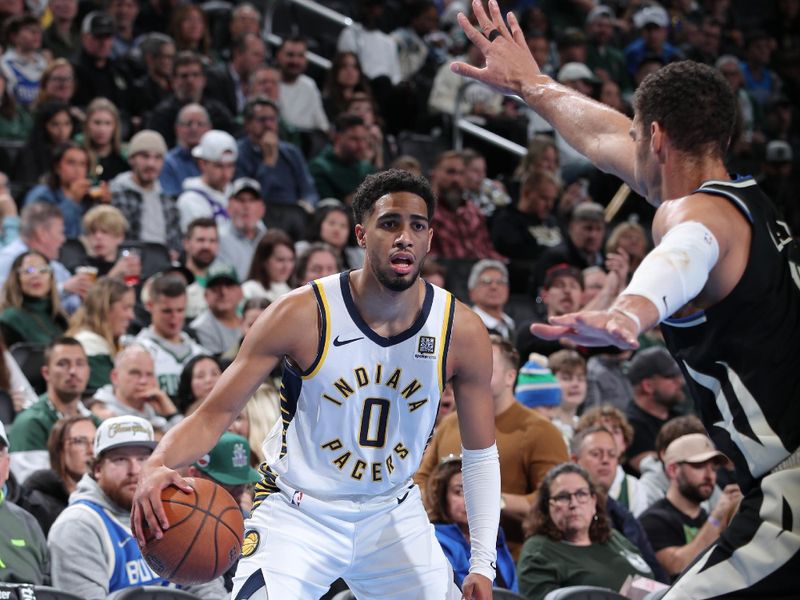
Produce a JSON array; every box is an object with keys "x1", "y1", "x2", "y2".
[
  {"x1": 145, "y1": 95, "x2": 236, "y2": 148},
  {"x1": 607, "y1": 496, "x2": 669, "y2": 583},
  {"x1": 19, "y1": 469, "x2": 69, "y2": 536}
]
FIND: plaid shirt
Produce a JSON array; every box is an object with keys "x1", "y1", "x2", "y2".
[
  {"x1": 111, "y1": 179, "x2": 182, "y2": 254},
  {"x1": 430, "y1": 199, "x2": 503, "y2": 260}
]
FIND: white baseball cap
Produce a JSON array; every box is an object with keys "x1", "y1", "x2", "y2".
[
  {"x1": 191, "y1": 130, "x2": 238, "y2": 163},
  {"x1": 634, "y1": 5, "x2": 669, "y2": 29},
  {"x1": 94, "y1": 415, "x2": 157, "y2": 456}
]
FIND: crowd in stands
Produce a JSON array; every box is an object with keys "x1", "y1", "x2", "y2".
[{"x1": 0, "y1": 0, "x2": 795, "y2": 597}]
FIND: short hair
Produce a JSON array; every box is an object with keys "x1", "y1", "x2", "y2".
[
  {"x1": 570, "y1": 424, "x2": 615, "y2": 456},
  {"x1": 633, "y1": 60, "x2": 736, "y2": 157},
  {"x1": 139, "y1": 32, "x2": 173, "y2": 59},
  {"x1": 351, "y1": 169, "x2": 436, "y2": 224},
  {"x1": 232, "y1": 32, "x2": 261, "y2": 57},
  {"x1": 44, "y1": 336, "x2": 85, "y2": 366},
  {"x1": 520, "y1": 169, "x2": 562, "y2": 195},
  {"x1": 489, "y1": 334, "x2": 519, "y2": 370},
  {"x1": 186, "y1": 217, "x2": 217, "y2": 239},
  {"x1": 149, "y1": 273, "x2": 187, "y2": 301},
  {"x1": 433, "y1": 150, "x2": 464, "y2": 169},
  {"x1": 333, "y1": 113, "x2": 365, "y2": 134},
  {"x1": 548, "y1": 349, "x2": 586, "y2": 375},
  {"x1": 176, "y1": 103, "x2": 210, "y2": 125},
  {"x1": 82, "y1": 205, "x2": 128, "y2": 237},
  {"x1": 655, "y1": 415, "x2": 707, "y2": 457},
  {"x1": 468, "y1": 259, "x2": 508, "y2": 290},
  {"x1": 20, "y1": 202, "x2": 63, "y2": 240},
  {"x1": 113, "y1": 343, "x2": 153, "y2": 369},
  {"x1": 423, "y1": 456, "x2": 462, "y2": 523},
  {"x1": 293, "y1": 242, "x2": 341, "y2": 286},
  {"x1": 277, "y1": 33, "x2": 306, "y2": 52},
  {"x1": 576, "y1": 404, "x2": 635, "y2": 448},
  {"x1": 243, "y1": 96, "x2": 279, "y2": 122},
  {"x1": 173, "y1": 51, "x2": 204, "y2": 77}
]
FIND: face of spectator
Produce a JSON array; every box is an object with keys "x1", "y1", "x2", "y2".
[
  {"x1": 151, "y1": 41, "x2": 175, "y2": 79},
  {"x1": 191, "y1": 357, "x2": 221, "y2": 403},
  {"x1": 235, "y1": 37, "x2": 266, "y2": 76},
  {"x1": 436, "y1": 384, "x2": 455, "y2": 425},
  {"x1": 672, "y1": 459, "x2": 717, "y2": 504},
  {"x1": 746, "y1": 38, "x2": 772, "y2": 67},
  {"x1": 228, "y1": 409, "x2": 249, "y2": 438},
  {"x1": 18, "y1": 253, "x2": 52, "y2": 298},
  {"x1": 587, "y1": 16, "x2": 613, "y2": 45},
  {"x1": 46, "y1": 110, "x2": 73, "y2": 145},
  {"x1": 83, "y1": 32, "x2": 114, "y2": 60},
  {"x1": 469, "y1": 267, "x2": 509, "y2": 312},
  {"x1": 302, "y1": 249, "x2": 338, "y2": 284},
  {"x1": 109, "y1": 0, "x2": 138, "y2": 28},
  {"x1": 180, "y1": 9, "x2": 206, "y2": 44},
  {"x1": 347, "y1": 99, "x2": 374, "y2": 128},
  {"x1": 319, "y1": 210, "x2": 350, "y2": 249},
  {"x1": 49, "y1": 0, "x2": 77, "y2": 21},
  {"x1": 241, "y1": 306, "x2": 264, "y2": 333},
  {"x1": 555, "y1": 368, "x2": 587, "y2": 410},
  {"x1": 184, "y1": 226, "x2": 218, "y2": 269},
  {"x1": 575, "y1": 430, "x2": 619, "y2": 491},
  {"x1": 537, "y1": 145, "x2": 559, "y2": 173},
  {"x1": 445, "y1": 471, "x2": 467, "y2": 526},
  {"x1": 700, "y1": 22, "x2": 721, "y2": 55},
  {"x1": 56, "y1": 147, "x2": 88, "y2": 189},
  {"x1": 248, "y1": 67, "x2": 280, "y2": 101},
  {"x1": 569, "y1": 218, "x2": 605, "y2": 254},
  {"x1": 464, "y1": 157, "x2": 486, "y2": 193},
  {"x1": 13, "y1": 24, "x2": 42, "y2": 53},
  {"x1": 63, "y1": 420, "x2": 96, "y2": 481},
  {"x1": 86, "y1": 226, "x2": 124, "y2": 261},
  {"x1": 205, "y1": 281, "x2": 242, "y2": 316},
  {"x1": 245, "y1": 102, "x2": 278, "y2": 140},
  {"x1": 113, "y1": 348, "x2": 157, "y2": 404},
  {"x1": 334, "y1": 125, "x2": 369, "y2": 163},
  {"x1": 228, "y1": 191, "x2": 265, "y2": 232},
  {"x1": 0, "y1": 0, "x2": 23, "y2": 18},
  {"x1": 31, "y1": 217, "x2": 65, "y2": 261},
  {"x1": 44, "y1": 65, "x2": 75, "y2": 103},
  {"x1": 276, "y1": 41, "x2": 307, "y2": 82},
  {"x1": 651, "y1": 374, "x2": 685, "y2": 408},
  {"x1": 108, "y1": 289, "x2": 135, "y2": 337},
  {"x1": 129, "y1": 150, "x2": 165, "y2": 187},
  {"x1": 581, "y1": 268, "x2": 606, "y2": 305},
  {"x1": 547, "y1": 472, "x2": 597, "y2": 541},
  {"x1": 615, "y1": 227, "x2": 648, "y2": 264},
  {"x1": 432, "y1": 156, "x2": 465, "y2": 206},
  {"x1": 95, "y1": 446, "x2": 152, "y2": 510},
  {"x1": 149, "y1": 293, "x2": 187, "y2": 339},
  {"x1": 87, "y1": 109, "x2": 115, "y2": 148},
  {"x1": 175, "y1": 107, "x2": 210, "y2": 147},
  {"x1": 199, "y1": 159, "x2": 236, "y2": 191},
  {"x1": 231, "y1": 6, "x2": 260, "y2": 37},
  {"x1": 337, "y1": 53, "x2": 361, "y2": 88},
  {"x1": 600, "y1": 80, "x2": 623, "y2": 111},
  {"x1": 542, "y1": 275, "x2": 582, "y2": 317},
  {"x1": 527, "y1": 36, "x2": 549, "y2": 67},
  {"x1": 521, "y1": 179, "x2": 558, "y2": 220},
  {"x1": 44, "y1": 343, "x2": 90, "y2": 402},
  {"x1": 265, "y1": 243, "x2": 295, "y2": 285},
  {"x1": 599, "y1": 417, "x2": 627, "y2": 455},
  {"x1": 173, "y1": 63, "x2": 206, "y2": 103},
  {"x1": 641, "y1": 24, "x2": 667, "y2": 51}
]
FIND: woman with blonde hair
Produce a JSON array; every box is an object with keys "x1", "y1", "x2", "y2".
[
  {"x1": 605, "y1": 221, "x2": 650, "y2": 273},
  {"x1": 67, "y1": 276, "x2": 135, "y2": 391},
  {"x1": 82, "y1": 98, "x2": 127, "y2": 182}
]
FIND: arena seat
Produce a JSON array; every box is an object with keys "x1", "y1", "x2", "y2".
[
  {"x1": 113, "y1": 586, "x2": 201, "y2": 599},
  {"x1": 543, "y1": 585, "x2": 628, "y2": 600},
  {"x1": 24, "y1": 586, "x2": 83, "y2": 600}
]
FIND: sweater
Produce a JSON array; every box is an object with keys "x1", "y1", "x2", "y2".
[
  {"x1": 0, "y1": 490, "x2": 50, "y2": 585},
  {"x1": 0, "y1": 297, "x2": 67, "y2": 347}
]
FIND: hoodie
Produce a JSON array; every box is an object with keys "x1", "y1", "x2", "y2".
[{"x1": 48, "y1": 474, "x2": 226, "y2": 599}]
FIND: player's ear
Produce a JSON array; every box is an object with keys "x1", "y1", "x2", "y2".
[
  {"x1": 650, "y1": 121, "x2": 665, "y2": 159},
  {"x1": 355, "y1": 223, "x2": 366, "y2": 248}
]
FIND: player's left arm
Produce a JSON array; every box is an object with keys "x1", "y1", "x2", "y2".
[{"x1": 450, "y1": 302, "x2": 499, "y2": 600}]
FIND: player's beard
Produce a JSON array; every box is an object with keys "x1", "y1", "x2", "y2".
[{"x1": 368, "y1": 252, "x2": 423, "y2": 293}]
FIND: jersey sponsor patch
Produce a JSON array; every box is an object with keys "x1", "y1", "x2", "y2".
[
  {"x1": 414, "y1": 335, "x2": 436, "y2": 359},
  {"x1": 241, "y1": 530, "x2": 260, "y2": 558}
]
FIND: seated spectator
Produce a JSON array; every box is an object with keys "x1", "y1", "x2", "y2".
[
  {"x1": 309, "y1": 114, "x2": 375, "y2": 204},
  {"x1": 217, "y1": 178, "x2": 267, "y2": 280},
  {"x1": 107, "y1": 0, "x2": 139, "y2": 60},
  {"x1": 223, "y1": 4, "x2": 261, "y2": 62},
  {"x1": 92, "y1": 344, "x2": 181, "y2": 431},
  {"x1": 82, "y1": 98, "x2": 127, "y2": 183},
  {"x1": 168, "y1": 4, "x2": 210, "y2": 57},
  {"x1": 514, "y1": 135, "x2": 560, "y2": 184},
  {"x1": 322, "y1": 52, "x2": 373, "y2": 122},
  {"x1": 177, "y1": 130, "x2": 237, "y2": 232},
  {"x1": 246, "y1": 65, "x2": 302, "y2": 148},
  {"x1": 467, "y1": 259, "x2": 514, "y2": 340},
  {"x1": 206, "y1": 33, "x2": 266, "y2": 116},
  {"x1": 345, "y1": 92, "x2": 393, "y2": 170},
  {"x1": 420, "y1": 257, "x2": 446, "y2": 288},
  {"x1": 585, "y1": 5, "x2": 630, "y2": 93},
  {"x1": 337, "y1": 0, "x2": 401, "y2": 85},
  {"x1": 585, "y1": 348, "x2": 634, "y2": 412},
  {"x1": 0, "y1": 421, "x2": 50, "y2": 584},
  {"x1": 13, "y1": 101, "x2": 73, "y2": 187},
  {"x1": 639, "y1": 434, "x2": 742, "y2": 581},
  {"x1": 425, "y1": 457, "x2": 518, "y2": 592},
  {"x1": 391, "y1": 0, "x2": 448, "y2": 85},
  {"x1": 275, "y1": 35, "x2": 330, "y2": 133},
  {"x1": 34, "y1": 59, "x2": 77, "y2": 116},
  {"x1": 111, "y1": 129, "x2": 182, "y2": 256},
  {"x1": 9, "y1": 337, "x2": 92, "y2": 483},
  {"x1": 515, "y1": 355, "x2": 563, "y2": 420},
  {"x1": 131, "y1": 34, "x2": 175, "y2": 126},
  {"x1": 463, "y1": 148, "x2": 511, "y2": 218},
  {"x1": 0, "y1": 15, "x2": 47, "y2": 109},
  {"x1": 69, "y1": 206, "x2": 141, "y2": 280},
  {"x1": 19, "y1": 415, "x2": 96, "y2": 535},
  {"x1": 41, "y1": 0, "x2": 80, "y2": 60},
  {"x1": 429, "y1": 43, "x2": 504, "y2": 119},
  {"x1": 66, "y1": 276, "x2": 134, "y2": 391},
  {"x1": 174, "y1": 354, "x2": 222, "y2": 416},
  {"x1": 48, "y1": 415, "x2": 225, "y2": 598},
  {"x1": 189, "y1": 265, "x2": 243, "y2": 355},
  {"x1": 181, "y1": 218, "x2": 230, "y2": 318},
  {"x1": 236, "y1": 97, "x2": 319, "y2": 208},
  {"x1": 624, "y1": 5, "x2": 682, "y2": 77},
  {"x1": 222, "y1": 296, "x2": 270, "y2": 361},
  {"x1": 242, "y1": 230, "x2": 296, "y2": 302},
  {"x1": 740, "y1": 30, "x2": 782, "y2": 109},
  {"x1": 158, "y1": 103, "x2": 209, "y2": 196},
  {"x1": 517, "y1": 463, "x2": 653, "y2": 598},
  {"x1": 293, "y1": 242, "x2": 341, "y2": 286},
  {"x1": 548, "y1": 349, "x2": 587, "y2": 439},
  {"x1": 135, "y1": 273, "x2": 207, "y2": 397},
  {"x1": 298, "y1": 202, "x2": 363, "y2": 270},
  {"x1": 605, "y1": 221, "x2": 649, "y2": 273},
  {"x1": 0, "y1": 69, "x2": 31, "y2": 142},
  {"x1": 0, "y1": 250, "x2": 68, "y2": 346}
]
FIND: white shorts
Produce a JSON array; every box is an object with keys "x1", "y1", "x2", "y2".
[{"x1": 231, "y1": 478, "x2": 461, "y2": 600}]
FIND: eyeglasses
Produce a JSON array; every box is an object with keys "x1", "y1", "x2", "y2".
[
  {"x1": 178, "y1": 120, "x2": 210, "y2": 127},
  {"x1": 478, "y1": 276, "x2": 508, "y2": 286},
  {"x1": 18, "y1": 265, "x2": 52, "y2": 275},
  {"x1": 66, "y1": 436, "x2": 92, "y2": 448},
  {"x1": 549, "y1": 488, "x2": 592, "y2": 507}
]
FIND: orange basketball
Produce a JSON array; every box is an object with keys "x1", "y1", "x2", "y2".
[{"x1": 141, "y1": 478, "x2": 244, "y2": 585}]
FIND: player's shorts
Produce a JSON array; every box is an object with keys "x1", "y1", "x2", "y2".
[
  {"x1": 231, "y1": 477, "x2": 462, "y2": 600},
  {"x1": 664, "y1": 464, "x2": 800, "y2": 599}
]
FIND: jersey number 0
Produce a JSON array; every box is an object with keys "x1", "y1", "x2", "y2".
[{"x1": 359, "y1": 398, "x2": 390, "y2": 448}]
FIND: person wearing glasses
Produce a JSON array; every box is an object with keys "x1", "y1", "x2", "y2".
[
  {"x1": 467, "y1": 259, "x2": 514, "y2": 340},
  {"x1": 517, "y1": 462, "x2": 653, "y2": 599}
]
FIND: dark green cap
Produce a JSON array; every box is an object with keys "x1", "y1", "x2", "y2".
[{"x1": 194, "y1": 432, "x2": 260, "y2": 485}]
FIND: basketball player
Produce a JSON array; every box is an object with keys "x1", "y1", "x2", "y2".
[
  {"x1": 450, "y1": 2, "x2": 800, "y2": 598},
  {"x1": 131, "y1": 169, "x2": 499, "y2": 599}
]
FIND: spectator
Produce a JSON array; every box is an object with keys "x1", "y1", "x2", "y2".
[
  {"x1": 605, "y1": 221, "x2": 649, "y2": 273},
  {"x1": 41, "y1": 0, "x2": 79, "y2": 59},
  {"x1": 337, "y1": 0, "x2": 401, "y2": 85},
  {"x1": 207, "y1": 33, "x2": 266, "y2": 116},
  {"x1": 517, "y1": 463, "x2": 653, "y2": 598},
  {"x1": 322, "y1": 52, "x2": 373, "y2": 121},
  {"x1": 685, "y1": 16, "x2": 723, "y2": 66},
  {"x1": 34, "y1": 59, "x2": 76, "y2": 111},
  {"x1": 548, "y1": 349, "x2": 587, "y2": 439},
  {"x1": 0, "y1": 250, "x2": 68, "y2": 346},
  {"x1": 425, "y1": 457, "x2": 518, "y2": 592},
  {"x1": 429, "y1": 151, "x2": 502, "y2": 260},
  {"x1": 242, "y1": 230, "x2": 296, "y2": 302},
  {"x1": 235, "y1": 96, "x2": 319, "y2": 207},
  {"x1": 309, "y1": 114, "x2": 375, "y2": 203},
  {"x1": 131, "y1": 34, "x2": 176, "y2": 124},
  {"x1": 514, "y1": 356, "x2": 562, "y2": 421},
  {"x1": 0, "y1": 14, "x2": 47, "y2": 109},
  {"x1": 624, "y1": 5, "x2": 682, "y2": 77},
  {"x1": 467, "y1": 259, "x2": 514, "y2": 340},
  {"x1": 585, "y1": 5, "x2": 630, "y2": 92},
  {"x1": 716, "y1": 55, "x2": 762, "y2": 158},
  {"x1": 181, "y1": 218, "x2": 228, "y2": 318},
  {"x1": 639, "y1": 434, "x2": 742, "y2": 581},
  {"x1": 19, "y1": 415, "x2": 96, "y2": 535},
  {"x1": 462, "y1": 149, "x2": 510, "y2": 218},
  {"x1": 0, "y1": 174, "x2": 18, "y2": 249},
  {"x1": 9, "y1": 337, "x2": 92, "y2": 483},
  {"x1": 13, "y1": 101, "x2": 73, "y2": 187},
  {"x1": 624, "y1": 347, "x2": 686, "y2": 474},
  {"x1": 429, "y1": 44, "x2": 504, "y2": 119},
  {"x1": 391, "y1": 0, "x2": 447, "y2": 84},
  {"x1": 514, "y1": 135, "x2": 560, "y2": 183},
  {"x1": 275, "y1": 35, "x2": 330, "y2": 132},
  {"x1": 178, "y1": 129, "x2": 237, "y2": 232},
  {"x1": 189, "y1": 265, "x2": 243, "y2": 355},
  {"x1": 585, "y1": 348, "x2": 634, "y2": 412},
  {"x1": 0, "y1": 70, "x2": 31, "y2": 141},
  {"x1": 416, "y1": 336, "x2": 568, "y2": 558},
  {"x1": 759, "y1": 140, "x2": 797, "y2": 234},
  {"x1": 740, "y1": 30, "x2": 783, "y2": 108},
  {"x1": 82, "y1": 98, "x2": 127, "y2": 183},
  {"x1": 168, "y1": 4, "x2": 210, "y2": 57},
  {"x1": 48, "y1": 415, "x2": 225, "y2": 598},
  {"x1": 420, "y1": 257, "x2": 445, "y2": 288},
  {"x1": 299, "y1": 202, "x2": 363, "y2": 270},
  {"x1": 0, "y1": 421, "x2": 50, "y2": 584},
  {"x1": 246, "y1": 65, "x2": 301, "y2": 147},
  {"x1": 135, "y1": 273, "x2": 206, "y2": 396},
  {"x1": 174, "y1": 354, "x2": 222, "y2": 416},
  {"x1": 111, "y1": 129, "x2": 182, "y2": 255},
  {"x1": 66, "y1": 276, "x2": 135, "y2": 392},
  {"x1": 158, "y1": 103, "x2": 209, "y2": 197},
  {"x1": 217, "y1": 178, "x2": 267, "y2": 281},
  {"x1": 293, "y1": 242, "x2": 341, "y2": 286},
  {"x1": 107, "y1": 0, "x2": 139, "y2": 60},
  {"x1": 345, "y1": 92, "x2": 392, "y2": 170},
  {"x1": 92, "y1": 344, "x2": 181, "y2": 431}
]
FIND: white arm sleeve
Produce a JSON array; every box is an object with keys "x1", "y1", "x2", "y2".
[
  {"x1": 622, "y1": 220, "x2": 720, "y2": 322},
  {"x1": 461, "y1": 443, "x2": 500, "y2": 581}
]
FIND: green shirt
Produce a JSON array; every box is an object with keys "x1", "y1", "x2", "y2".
[
  {"x1": 308, "y1": 145, "x2": 375, "y2": 201},
  {"x1": 0, "y1": 491, "x2": 49, "y2": 585},
  {"x1": 9, "y1": 395, "x2": 100, "y2": 452},
  {"x1": 0, "y1": 298, "x2": 67, "y2": 346}
]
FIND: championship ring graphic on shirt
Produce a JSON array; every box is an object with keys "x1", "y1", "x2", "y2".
[{"x1": 241, "y1": 530, "x2": 260, "y2": 558}]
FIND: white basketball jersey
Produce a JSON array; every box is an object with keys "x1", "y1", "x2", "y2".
[{"x1": 254, "y1": 272, "x2": 455, "y2": 504}]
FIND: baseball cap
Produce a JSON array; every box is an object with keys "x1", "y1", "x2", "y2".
[
  {"x1": 205, "y1": 264, "x2": 240, "y2": 287},
  {"x1": 194, "y1": 432, "x2": 260, "y2": 486},
  {"x1": 516, "y1": 356, "x2": 561, "y2": 408},
  {"x1": 627, "y1": 346, "x2": 682, "y2": 384},
  {"x1": 765, "y1": 140, "x2": 793, "y2": 163},
  {"x1": 0, "y1": 421, "x2": 8, "y2": 448},
  {"x1": 128, "y1": 130, "x2": 168, "y2": 158},
  {"x1": 230, "y1": 177, "x2": 262, "y2": 199},
  {"x1": 543, "y1": 263, "x2": 584, "y2": 290},
  {"x1": 191, "y1": 130, "x2": 238, "y2": 163},
  {"x1": 94, "y1": 415, "x2": 157, "y2": 456},
  {"x1": 633, "y1": 5, "x2": 669, "y2": 29},
  {"x1": 82, "y1": 11, "x2": 115, "y2": 37},
  {"x1": 664, "y1": 433, "x2": 727, "y2": 466},
  {"x1": 557, "y1": 62, "x2": 599, "y2": 84},
  {"x1": 571, "y1": 202, "x2": 605, "y2": 222},
  {"x1": 586, "y1": 5, "x2": 614, "y2": 24},
  {"x1": 557, "y1": 28, "x2": 587, "y2": 48}
]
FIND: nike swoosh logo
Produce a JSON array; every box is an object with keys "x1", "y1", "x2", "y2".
[
  {"x1": 333, "y1": 335, "x2": 364, "y2": 347},
  {"x1": 397, "y1": 491, "x2": 410, "y2": 504},
  {"x1": 118, "y1": 538, "x2": 133, "y2": 549}
]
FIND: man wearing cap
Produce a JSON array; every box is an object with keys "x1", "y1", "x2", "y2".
[
  {"x1": 639, "y1": 434, "x2": 742, "y2": 580},
  {"x1": 177, "y1": 129, "x2": 238, "y2": 232},
  {"x1": 624, "y1": 4, "x2": 682, "y2": 76},
  {"x1": 111, "y1": 129, "x2": 182, "y2": 256},
  {"x1": 0, "y1": 421, "x2": 50, "y2": 585},
  {"x1": 48, "y1": 416, "x2": 224, "y2": 598},
  {"x1": 217, "y1": 178, "x2": 267, "y2": 280},
  {"x1": 585, "y1": 5, "x2": 630, "y2": 92},
  {"x1": 624, "y1": 347, "x2": 686, "y2": 474},
  {"x1": 468, "y1": 259, "x2": 515, "y2": 340},
  {"x1": 189, "y1": 265, "x2": 243, "y2": 355}
]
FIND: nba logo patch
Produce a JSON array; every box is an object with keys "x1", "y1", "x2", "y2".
[
  {"x1": 291, "y1": 491, "x2": 304, "y2": 506},
  {"x1": 418, "y1": 336, "x2": 435, "y2": 354}
]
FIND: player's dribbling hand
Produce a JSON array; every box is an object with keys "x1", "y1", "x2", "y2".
[
  {"x1": 461, "y1": 573, "x2": 492, "y2": 600},
  {"x1": 531, "y1": 310, "x2": 640, "y2": 350},
  {"x1": 131, "y1": 463, "x2": 194, "y2": 547}
]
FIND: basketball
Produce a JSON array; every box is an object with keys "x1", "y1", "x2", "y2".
[{"x1": 140, "y1": 478, "x2": 244, "y2": 585}]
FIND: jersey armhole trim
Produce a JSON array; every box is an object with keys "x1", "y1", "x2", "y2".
[
  {"x1": 437, "y1": 292, "x2": 456, "y2": 392},
  {"x1": 301, "y1": 281, "x2": 331, "y2": 379}
]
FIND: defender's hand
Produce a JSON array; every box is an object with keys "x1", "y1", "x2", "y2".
[{"x1": 531, "y1": 310, "x2": 640, "y2": 350}]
